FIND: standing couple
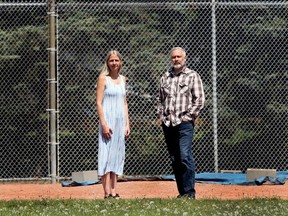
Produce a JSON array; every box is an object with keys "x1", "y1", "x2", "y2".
[{"x1": 95, "y1": 47, "x2": 205, "y2": 199}]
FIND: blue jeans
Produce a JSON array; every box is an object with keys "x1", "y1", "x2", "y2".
[{"x1": 162, "y1": 121, "x2": 195, "y2": 196}]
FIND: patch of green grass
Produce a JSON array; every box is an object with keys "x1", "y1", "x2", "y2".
[{"x1": 0, "y1": 198, "x2": 288, "y2": 215}]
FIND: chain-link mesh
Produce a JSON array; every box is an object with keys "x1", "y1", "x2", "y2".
[
  {"x1": 57, "y1": 1, "x2": 288, "y2": 177},
  {"x1": 1, "y1": 0, "x2": 287, "y2": 181},
  {"x1": 0, "y1": 2, "x2": 48, "y2": 180},
  {"x1": 215, "y1": 2, "x2": 288, "y2": 171},
  {"x1": 57, "y1": 2, "x2": 211, "y2": 177}
]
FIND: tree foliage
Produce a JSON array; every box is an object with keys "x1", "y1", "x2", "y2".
[{"x1": 1, "y1": 2, "x2": 287, "y2": 178}]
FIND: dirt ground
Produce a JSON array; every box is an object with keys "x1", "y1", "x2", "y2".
[{"x1": 1, "y1": 180, "x2": 288, "y2": 200}]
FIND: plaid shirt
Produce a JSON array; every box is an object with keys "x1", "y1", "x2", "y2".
[{"x1": 157, "y1": 67, "x2": 205, "y2": 127}]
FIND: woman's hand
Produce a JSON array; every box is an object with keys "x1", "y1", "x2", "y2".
[
  {"x1": 102, "y1": 124, "x2": 112, "y2": 140},
  {"x1": 125, "y1": 125, "x2": 130, "y2": 139}
]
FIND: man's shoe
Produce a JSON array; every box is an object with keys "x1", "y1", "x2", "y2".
[{"x1": 177, "y1": 194, "x2": 195, "y2": 199}]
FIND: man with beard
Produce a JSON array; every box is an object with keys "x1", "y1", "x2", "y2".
[{"x1": 157, "y1": 47, "x2": 205, "y2": 199}]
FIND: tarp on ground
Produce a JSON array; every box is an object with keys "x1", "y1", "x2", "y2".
[
  {"x1": 163, "y1": 171, "x2": 288, "y2": 185},
  {"x1": 61, "y1": 171, "x2": 288, "y2": 187}
]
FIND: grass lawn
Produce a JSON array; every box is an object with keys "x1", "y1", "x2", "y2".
[{"x1": 0, "y1": 198, "x2": 288, "y2": 215}]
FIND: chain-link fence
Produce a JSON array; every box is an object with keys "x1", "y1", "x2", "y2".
[
  {"x1": 1, "y1": 0, "x2": 287, "y2": 181},
  {"x1": 1, "y1": 1, "x2": 48, "y2": 180}
]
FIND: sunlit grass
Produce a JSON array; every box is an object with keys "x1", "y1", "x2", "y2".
[{"x1": 0, "y1": 198, "x2": 288, "y2": 215}]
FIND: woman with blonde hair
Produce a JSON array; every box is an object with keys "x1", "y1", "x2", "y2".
[{"x1": 96, "y1": 50, "x2": 130, "y2": 199}]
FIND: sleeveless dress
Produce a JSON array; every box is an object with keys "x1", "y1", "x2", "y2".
[{"x1": 98, "y1": 75, "x2": 126, "y2": 177}]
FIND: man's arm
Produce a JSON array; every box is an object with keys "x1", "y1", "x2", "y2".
[
  {"x1": 156, "y1": 76, "x2": 164, "y2": 125},
  {"x1": 190, "y1": 72, "x2": 205, "y2": 117}
]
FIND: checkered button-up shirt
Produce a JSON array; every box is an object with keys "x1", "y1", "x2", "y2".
[{"x1": 157, "y1": 67, "x2": 205, "y2": 127}]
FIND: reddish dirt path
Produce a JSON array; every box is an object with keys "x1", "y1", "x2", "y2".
[{"x1": 1, "y1": 181, "x2": 288, "y2": 200}]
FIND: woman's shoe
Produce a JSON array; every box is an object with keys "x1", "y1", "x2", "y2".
[
  {"x1": 104, "y1": 194, "x2": 112, "y2": 199},
  {"x1": 111, "y1": 193, "x2": 120, "y2": 199}
]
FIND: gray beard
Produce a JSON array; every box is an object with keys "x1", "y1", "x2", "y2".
[{"x1": 172, "y1": 62, "x2": 185, "y2": 69}]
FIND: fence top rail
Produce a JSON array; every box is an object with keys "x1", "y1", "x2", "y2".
[
  {"x1": 58, "y1": 2, "x2": 288, "y2": 6},
  {"x1": 0, "y1": 3, "x2": 45, "y2": 7},
  {"x1": 1, "y1": 1, "x2": 288, "y2": 8},
  {"x1": 55, "y1": 2, "x2": 288, "y2": 12}
]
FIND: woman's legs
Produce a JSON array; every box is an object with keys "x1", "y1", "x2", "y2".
[
  {"x1": 101, "y1": 173, "x2": 111, "y2": 197},
  {"x1": 110, "y1": 172, "x2": 118, "y2": 196},
  {"x1": 101, "y1": 172, "x2": 119, "y2": 198}
]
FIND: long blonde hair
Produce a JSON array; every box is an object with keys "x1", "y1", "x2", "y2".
[{"x1": 100, "y1": 50, "x2": 123, "y2": 75}]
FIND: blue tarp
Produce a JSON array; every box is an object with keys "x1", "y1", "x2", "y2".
[
  {"x1": 163, "y1": 171, "x2": 288, "y2": 185},
  {"x1": 61, "y1": 171, "x2": 288, "y2": 187},
  {"x1": 61, "y1": 180, "x2": 99, "y2": 187}
]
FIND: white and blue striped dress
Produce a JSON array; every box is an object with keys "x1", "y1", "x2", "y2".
[{"x1": 98, "y1": 75, "x2": 126, "y2": 177}]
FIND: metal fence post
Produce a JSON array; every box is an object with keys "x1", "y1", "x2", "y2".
[
  {"x1": 48, "y1": 0, "x2": 58, "y2": 183},
  {"x1": 211, "y1": 0, "x2": 219, "y2": 173}
]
